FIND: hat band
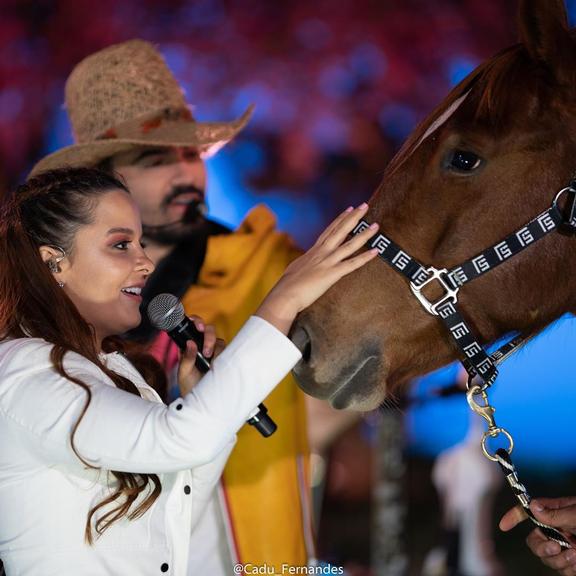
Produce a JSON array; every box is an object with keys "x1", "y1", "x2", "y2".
[{"x1": 92, "y1": 107, "x2": 195, "y2": 142}]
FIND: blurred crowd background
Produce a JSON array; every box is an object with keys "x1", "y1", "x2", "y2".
[
  {"x1": 3, "y1": 1, "x2": 576, "y2": 573},
  {"x1": 2, "y1": 0, "x2": 519, "y2": 245}
]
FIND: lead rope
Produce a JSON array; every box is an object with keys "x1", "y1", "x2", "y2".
[
  {"x1": 352, "y1": 182, "x2": 576, "y2": 549},
  {"x1": 467, "y1": 335, "x2": 571, "y2": 548},
  {"x1": 465, "y1": 335, "x2": 571, "y2": 548},
  {"x1": 465, "y1": 365, "x2": 571, "y2": 549},
  {"x1": 494, "y1": 449, "x2": 571, "y2": 548}
]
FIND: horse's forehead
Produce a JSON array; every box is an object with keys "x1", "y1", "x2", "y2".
[{"x1": 415, "y1": 92, "x2": 469, "y2": 150}]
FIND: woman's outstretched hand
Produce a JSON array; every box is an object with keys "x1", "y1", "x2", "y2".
[{"x1": 256, "y1": 203, "x2": 379, "y2": 335}]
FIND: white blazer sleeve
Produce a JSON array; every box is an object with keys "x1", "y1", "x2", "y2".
[{"x1": 0, "y1": 316, "x2": 301, "y2": 474}]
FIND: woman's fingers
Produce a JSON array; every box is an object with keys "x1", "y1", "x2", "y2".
[
  {"x1": 202, "y1": 324, "x2": 217, "y2": 358},
  {"x1": 177, "y1": 340, "x2": 201, "y2": 394},
  {"x1": 320, "y1": 203, "x2": 370, "y2": 250},
  {"x1": 326, "y1": 221, "x2": 379, "y2": 264},
  {"x1": 177, "y1": 316, "x2": 222, "y2": 396},
  {"x1": 179, "y1": 340, "x2": 200, "y2": 371},
  {"x1": 316, "y1": 203, "x2": 371, "y2": 247},
  {"x1": 213, "y1": 337, "x2": 226, "y2": 359},
  {"x1": 180, "y1": 316, "x2": 221, "y2": 359},
  {"x1": 255, "y1": 204, "x2": 379, "y2": 335},
  {"x1": 188, "y1": 315, "x2": 205, "y2": 332},
  {"x1": 335, "y1": 246, "x2": 379, "y2": 276},
  {"x1": 186, "y1": 314, "x2": 215, "y2": 358},
  {"x1": 315, "y1": 205, "x2": 356, "y2": 245}
]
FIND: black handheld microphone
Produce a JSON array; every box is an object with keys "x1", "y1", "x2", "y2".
[{"x1": 147, "y1": 293, "x2": 277, "y2": 437}]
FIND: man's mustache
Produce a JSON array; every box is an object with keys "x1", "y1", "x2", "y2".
[{"x1": 163, "y1": 185, "x2": 205, "y2": 207}]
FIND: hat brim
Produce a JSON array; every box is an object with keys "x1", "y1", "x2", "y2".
[{"x1": 28, "y1": 105, "x2": 254, "y2": 179}]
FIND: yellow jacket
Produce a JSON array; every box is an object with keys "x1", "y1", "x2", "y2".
[{"x1": 169, "y1": 205, "x2": 314, "y2": 568}]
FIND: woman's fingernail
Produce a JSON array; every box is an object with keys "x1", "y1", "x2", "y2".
[
  {"x1": 533, "y1": 501, "x2": 544, "y2": 512},
  {"x1": 369, "y1": 223, "x2": 379, "y2": 229},
  {"x1": 358, "y1": 202, "x2": 368, "y2": 210},
  {"x1": 345, "y1": 206, "x2": 354, "y2": 212}
]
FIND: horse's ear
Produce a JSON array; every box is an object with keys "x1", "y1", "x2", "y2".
[{"x1": 518, "y1": 0, "x2": 576, "y2": 84}]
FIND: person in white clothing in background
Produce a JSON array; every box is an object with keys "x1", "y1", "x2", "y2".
[{"x1": 0, "y1": 166, "x2": 378, "y2": 575}]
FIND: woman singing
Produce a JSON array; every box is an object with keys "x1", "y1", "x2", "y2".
[{"x1": 0, "y1": 167, "x2": 377, "y2": 575}]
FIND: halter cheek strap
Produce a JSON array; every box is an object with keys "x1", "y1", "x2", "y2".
[{"x1": 352, "y1": 182, "x2": 576, "y2": 549}]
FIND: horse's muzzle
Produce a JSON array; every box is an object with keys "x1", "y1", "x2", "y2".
[{"x1": 290, "y1": 319, "x2": 383, "y2": 410}]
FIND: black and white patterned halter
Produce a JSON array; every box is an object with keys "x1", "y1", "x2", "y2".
[{"x1": 352, "y1": 182, "x2": 576, "y2": 549}]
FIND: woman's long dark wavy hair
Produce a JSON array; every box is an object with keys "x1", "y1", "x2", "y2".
[{"x1": 0, "y1": 167, "x2": 166, "y2": 544}]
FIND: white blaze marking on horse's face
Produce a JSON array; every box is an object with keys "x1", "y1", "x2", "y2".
[{"x1": 413, "y1": 91, "x2": 470, "y2": 151}]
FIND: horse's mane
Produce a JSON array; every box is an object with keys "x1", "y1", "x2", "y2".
[{"x1": 384, "y1": 41, "x2": 558, "y2": 179}]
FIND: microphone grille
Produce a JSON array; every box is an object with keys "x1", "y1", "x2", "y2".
[{"x1": 147, "y1": 293, "x2": 185, "y2": 331}]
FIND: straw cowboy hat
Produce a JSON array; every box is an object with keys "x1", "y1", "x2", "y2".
[{"x1": 29, "y1": 39, "x2": 253, "y2": 177}]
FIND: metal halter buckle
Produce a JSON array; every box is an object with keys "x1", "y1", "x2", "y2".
[
  {"x1": 409, "y1": 266, "x2": 459, "y2": 316},
  {"x1": 553, "y1": 185, "x2": 576, "y2": 232}
]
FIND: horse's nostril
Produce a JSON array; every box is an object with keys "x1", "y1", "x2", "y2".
[
  {"x1": 302, "y1": 339, "x2": 311, "y2": 363},
  {"x1": 290, "y1": 324, "x2": 312, "y2": 363}
]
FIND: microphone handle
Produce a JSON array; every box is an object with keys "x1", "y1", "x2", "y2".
[{"x1": 167, "y1": 319, "x2": 277, "y2": 437}]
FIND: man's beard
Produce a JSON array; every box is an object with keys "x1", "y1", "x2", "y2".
[{"x1": 143, "y1": 186, "x2": 210, "y2": 245}]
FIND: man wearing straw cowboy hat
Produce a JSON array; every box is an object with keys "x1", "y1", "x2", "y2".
[{"x1": 30, "y1": 40, "x2": 315, "y2": 574}]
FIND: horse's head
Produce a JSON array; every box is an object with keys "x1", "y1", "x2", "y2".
[{"x1": 292, "y1": 0, "x2": 576, "y2": 410}]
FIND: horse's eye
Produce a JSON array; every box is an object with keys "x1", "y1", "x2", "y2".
[{"x1": 447, "y1": 150, "x2": 483, "y2": 173}]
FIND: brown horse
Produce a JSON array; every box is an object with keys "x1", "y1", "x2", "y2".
[{"x1": 291, "y1": 0, "x2": 576, "y2": 411}]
